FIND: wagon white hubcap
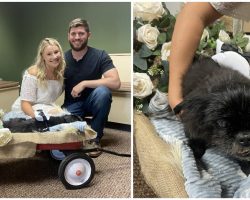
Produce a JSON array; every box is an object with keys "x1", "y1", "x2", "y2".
[{"x1": 64, "y1": 158, "x2": 91, "y2": 186}]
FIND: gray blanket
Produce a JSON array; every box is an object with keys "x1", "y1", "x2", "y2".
[{"x1": 148, "y1": 89, "x2": 250, "y2": 198}]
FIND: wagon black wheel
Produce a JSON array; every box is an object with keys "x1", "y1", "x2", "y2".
[{"x1": 58, "y1": 152, "x2": 95, "y2": 189}]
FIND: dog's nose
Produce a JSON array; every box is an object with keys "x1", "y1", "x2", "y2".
[{"x1": 236, "y1": 133, "x2": 250, "y2": 147}]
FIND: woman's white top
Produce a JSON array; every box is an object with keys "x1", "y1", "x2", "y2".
[
  {"x1": 12, "y1": 70, "x2": 63, "y2": 114},
  {"x1": 210, "y1": 2, "x2": 250, "y2": 21}
]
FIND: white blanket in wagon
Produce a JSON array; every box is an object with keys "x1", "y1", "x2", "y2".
[{"x1": 0, "y1": 120, "x2": 96, "y2": 159}]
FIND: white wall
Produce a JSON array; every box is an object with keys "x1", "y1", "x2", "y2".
[{"x1": 165, "y1": 2, "x2": 183, "y2": 16}]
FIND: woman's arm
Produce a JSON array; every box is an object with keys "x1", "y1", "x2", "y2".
[
  {"x1": 20, "y1": 66, "x2": 38, "y2": 118},
  {"x1": 168, "y1": 2, "x2": 222, "y2": 110},
  {"x1": 21, "y1": 100, "x2": 35, "y2": 118}
]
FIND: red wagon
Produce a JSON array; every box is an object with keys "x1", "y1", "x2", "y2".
[{"x1": 0, "y1": 127, "x2": 97, "y2": 189}]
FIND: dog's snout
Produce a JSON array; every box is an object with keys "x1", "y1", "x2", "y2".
[{"x1": 236, "y1": 133, "x2": 250, "y2": 147}]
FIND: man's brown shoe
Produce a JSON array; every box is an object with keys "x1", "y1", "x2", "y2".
[{"x1": 88, "y1": 140, "x2": 102, "y2": 158}]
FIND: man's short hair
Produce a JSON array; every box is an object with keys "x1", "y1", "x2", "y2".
[{"x1": 68, "y1": 18, "x2": 90, "y2": 33}]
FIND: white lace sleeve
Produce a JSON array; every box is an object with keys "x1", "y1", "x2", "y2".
[
  {"x1": 20, "y1": 73, "x2": 37, "y2": 103},
  {"x1": 210, "y1": 2, "x2": 250, "y2": 21}
]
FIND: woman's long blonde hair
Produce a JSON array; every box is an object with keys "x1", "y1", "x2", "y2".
[{"x1": 34, "y1": 38, "x2": 65, "y2": 87}]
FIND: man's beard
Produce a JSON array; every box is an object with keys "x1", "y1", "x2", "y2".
[{"x1": 69, "y1": 40, "x2": 88, "y2": 51}]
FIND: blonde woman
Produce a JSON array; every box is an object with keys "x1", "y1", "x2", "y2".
[{"x1": 11, "y1": 38, "x2": 65, "y2": 118}]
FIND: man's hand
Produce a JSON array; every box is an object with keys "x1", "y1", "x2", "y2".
[{"x1": 71, "y1": 82, "x2": 85, "y2": 98}]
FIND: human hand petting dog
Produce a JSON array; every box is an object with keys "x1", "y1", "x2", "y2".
[{"x1": 34, "y1": 110, "x2": 50, "y2": 121}]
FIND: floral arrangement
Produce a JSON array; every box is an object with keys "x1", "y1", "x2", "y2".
[
  {"x1": 133, "y1": 2, "x2": 250, "y2": 114},
  {"x1": 133, "y1": 2, "x2": 174, "y2": 113},
  {"x1": 197, "y1": 21, "x2": 250, "y2": 57}
]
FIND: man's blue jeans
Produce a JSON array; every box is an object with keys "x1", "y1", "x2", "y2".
[{"x1": 64, "y1": 86, "x2": 112, "y2": 142}]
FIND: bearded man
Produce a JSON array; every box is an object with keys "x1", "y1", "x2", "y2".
[{"x1": 63, "y1": 18, "x2": 121, "y2": 157}]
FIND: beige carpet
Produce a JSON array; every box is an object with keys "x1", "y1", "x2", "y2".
[{"x1": 0, "y1": 128, "x2": 131, "y2": 198}]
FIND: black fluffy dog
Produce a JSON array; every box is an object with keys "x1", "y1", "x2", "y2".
[
  {"x1": 178, "y1": 57, "x2": 250, "y2": 162},
  {"x1": 3, "y1": 114, "x2": 83, "y2": 133}
]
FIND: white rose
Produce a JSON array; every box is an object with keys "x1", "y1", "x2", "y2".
[
  {"x1": 219, "y1": 30, "x2": 231, "y2": 44},
  {"x1": 244, "y1": 34, "x2": 250, "y2": 52},
  {"x1": 201, "y1": 29, "x2": 209, "y2": 41},
  {"x1": 137, "y1": 24, "x2": 160, "y2": 50},
  {"x1": 133, "y1": 2, "x2": 165, "y2": 22},
  {"x1": 133, "y1": 73, "x2": 154, "y2": 99},
  {"x1": 161, "y1": 42, "x2": 171, "y2": 61}
]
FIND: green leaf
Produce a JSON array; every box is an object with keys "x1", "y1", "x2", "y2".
[
  {"x1": 142, "y1": 101, "x2": 149, "y2": 114},
  {"x1": 196, "y1": 20, "x2": 227, "y2": 58},
  {"x1": 156, "y1": 61, "x2": 169, "y2": 93},
  {"x1": 158, "y1": 74, "x2": 169, "y2": 92},
  {"x1": 134, "y1": 96, "x2": 151, "y2": 114},
  {"x1": 207, "y1": 21, "x2": 225, "y2": 38},
  {"x1": 139, "y1": 44, "x2": 153, "y2": 58},
  {"x1": 158, "y1": 33, "x2": 167, "y2": 44},
  {"x1": 158, "y1": 15, "x2": 170, "y2": 28},
  {"x1": 152, "y1": 50, "x2": 161, "y2": 56},
  {"x1": 133, "y1": 19, "x2": 143, "y2": 30},
  {"x1": 231, "y1": 32, "x2": 249, "y2": 49},
  {"x1": 198, "y1": 39, "x2": 208, "y2": 51},
  {"x1": 151, "y1": 18, "x2": 160, "y2": 27},
  {"x1": 133, "y1": 52, "x2": 148, "y2": 70},
  {"x1": 238, "y1": 38, "x2": 249, "y2": 48},
  {"x1": 165, "y1": 30, "x2": 173, "y2": 42},
  {"x1": 168, "y1": 15, "x2": 176, "y2": 26},
  {"x1": 165, "y1": 23, "x2": 175, "y2": 41},
  {"x1": 158, "y1": 84, "x2": 168, "y2": 93},
  {"x1": 207, "y1": 38, "x2": 216, "y2": 49},
  {"x1": 162, "y1": 60, "x2": 169, "y2": 73}
]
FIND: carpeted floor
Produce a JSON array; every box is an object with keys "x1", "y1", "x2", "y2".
[{"x1": 0, "y1": 128, "x2": 131, "y2": 198}]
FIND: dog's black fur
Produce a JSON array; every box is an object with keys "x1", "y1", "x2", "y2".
[
  {"x1": 179, "y1": 57, "x2": 250, "y2": 162},
  {"x1": 3, "y1": 114, "x2": 83, "y2": 133}
]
